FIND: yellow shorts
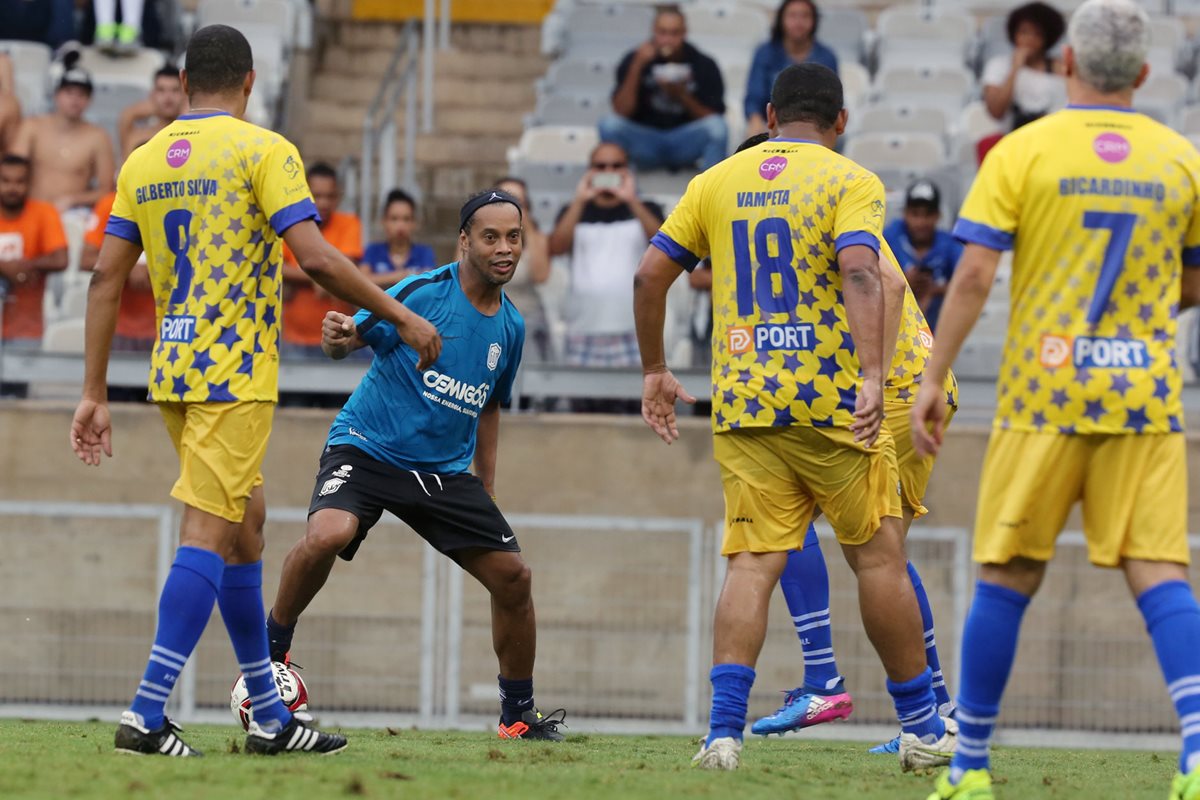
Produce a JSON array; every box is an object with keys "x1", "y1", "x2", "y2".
[
  {"x1": 887, "y1": 401, "x2": 955, "y2": 518},
  {"x1": 159, "y1": 401, "x2": 274, "y2": 523},
  {"x1": 713, "y1": 424, "x2": 902, "y2": 555},
  {"x1": 974, "y1": 430, "x2": 1189, "y2": 567}
]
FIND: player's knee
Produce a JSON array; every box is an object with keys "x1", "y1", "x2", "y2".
[
  {"x1": 307, "y1": 522, "x2": 358, "y2": 556},
  {"x1": 491, "y1": 560, "x2": 532, "y2": 608}
]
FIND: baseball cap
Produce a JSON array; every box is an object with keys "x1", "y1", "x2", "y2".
[{"x1": 904, "y1": 180, "x2": 940, "y2": 211}]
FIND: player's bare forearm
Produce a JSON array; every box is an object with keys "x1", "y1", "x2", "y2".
[
  {"x1": 633, "y1": 247, "x2": 684, "y2": 373},
  {"x1": 924, "y1": 244, "x2": 1000, "y2": 387},
  {"x1": 838, "y1": 245, "x2": 885, "y2": 382},
  {"x1": 474, "y1": 402, "x2": 501, "y2": 496},
  {"x1": 1181, "y1": 268, "x2": 1200, "y2": 309},
  {"x1": 879, "y1": 256, "x2": 907, "y2": 379},
  {"x1": 82, "y1": 235, "x2": 141, "y2": 400}
]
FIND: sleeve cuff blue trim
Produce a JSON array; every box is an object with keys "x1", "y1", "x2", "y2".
[
  {"x1": 104, "y1": 215, "x2": 142, "y2": 246},
  {"x1": 269, "y1": 198, "x2": 320, "y2": 236},
  {"x1": 1183, "y1": 245, "x2": 1200, "y2": 267},
  {"x1": 953, "y1": 218, "x2": 1014, "y2": 251},
  {"x1": 650, "y1": 231, "x2": 701, "y2": 272},
  {"x1": 834, "y1": 231, "x2": 880, "y2": 254}
]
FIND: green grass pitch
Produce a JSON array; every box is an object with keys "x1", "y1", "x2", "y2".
[{"x1": 0, "y1": 720, "x2": 1178, "y2": 799}]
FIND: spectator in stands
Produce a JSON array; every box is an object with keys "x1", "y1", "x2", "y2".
[
  {"x1": 982, "y1": 2, "x2": 1067, "y2": 130},
  {"x1": 282, "y1": 163, "x2": 362, "y2": 360},
  {"x1": 882, "y1": 180, "x2": 962, "y2": 332},
  {"x1": 0, "y1": 154, "x2": 67, "y2": 395},
  {"x1": 81, "y1": 189, "x2": 154, "y2": 353},
  {"x1": 495, "y1": 176, "x2": 551, "y2": 363},
  {"x1": 744, "y1": 0, "x2": 838, "y2": 135},
  {"x1": 360, "y1": 189, "x2": 436, "y2": 287},
  {"x1": 94, "y1": 0, "x2": 145, "y2": 53},
  {"x1": 550, "y1": 143, "x2": 663, "y2": 385},
  {"x1": 0, "y1": 55, "x2": 22, "y2": 155},
  {"x1": 10, "y1": 54, "x2": 115, "y2": 215},
  {"x1": 598, "y1": 5, "x2": 727, "y2": 172},
  {"x1": 118, "y1": 66, "x2": 185, "y2": 159}
]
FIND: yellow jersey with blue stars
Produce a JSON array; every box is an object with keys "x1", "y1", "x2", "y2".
[
  {"x1": 653, "y1": 138, "x2": 888, "y2": 432},
  {"x1": 956, "y1": 105, "x2": 1200, "y2": 435},
  {"x1": 106, "y1": 110, "x2": 318, "y2": 403},
  {"x1": 880, "y1": 239, "x2": 958, "y2": 408}
]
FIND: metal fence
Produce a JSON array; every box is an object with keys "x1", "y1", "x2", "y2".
[{"x1": 0, "y1": 500, "x2": 1193, "y2": 748}]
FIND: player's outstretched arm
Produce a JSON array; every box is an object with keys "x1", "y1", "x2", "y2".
[
  {"x1": 320, "y1": 310, "x2": 364, "y2": 360},
  {"x1": 283, "y1": 220, "x2": 442, "y2": 369},
  {"x1": 72, "y1": 234, "x2": 141, "y2": 466},
  {"x1": 838, "y1": 244, "x2": 885, "y2": 447},
  {"x1": 911, "y1": 243, "x2": 1000, "y2": 457},
  {"x1": 634, "y1": 246, "x2": 695, "y2": 444}
]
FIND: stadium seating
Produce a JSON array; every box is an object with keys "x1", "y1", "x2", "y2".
[
  {"x1": 852, "y1": 102, "x2": 951, "y2": 140},
  {"x1": 843, "y1": 132, "x2": 947, "y2": 173},
  {"x1": 874, "y1": 6, "x2": 975, "y2": 71},
  {"x1": 510, "y1": 125, "x2": 598, "y2": 166},
  {"x1": 529, "y1": 92, "x2": 607, "y2": 127},
  {"x1": 0, "y1": 40, "x2": 52, "y2": 117}
]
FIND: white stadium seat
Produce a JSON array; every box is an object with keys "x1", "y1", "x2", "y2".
[
  {"x1": 41, "y1": 319, "x2": 87, "y2": 354},
  {"x1": 852, "y1": 102, "x2": 950, "y2": 140},
  {"x1": 876, "y1": 6, "x2": 975, "y2": 48},
  {"x1": 0, "y1": 40, "x2": 51, "y2": 116},
  {"x1": 530, "y1": 92, "x2": 607, "y2": 127},
  {"x1": 843, "y1": 132, "x2": 947, "y2": 172},
  {"x1": 821, "y1": 8, "x2": 869, "y2": 64},
  {"x1": 873, "y1": 64, "x2": 975, "y2": 103},
  {"x1": 197, "y1": 0, "x2": 299, "y2": 48},
  {"x1": 840, "y1": 61, "x2": 870, "y2": 110},
  {"x1": 1181, "y1": 105, "x2": 1200, "y2": 135},
  {"x1": 510, "y1": 125, "x2": 598, "y2": 166},
  {"x1": 78, "y1": 46, "x2": 166, "y2": 87},
  {"x1": 540, "y1": 58, "x2": 617, "y2": 97}
]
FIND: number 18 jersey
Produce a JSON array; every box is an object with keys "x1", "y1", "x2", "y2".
[
  {"x1": 106, "y1": 110, "x2": 319, "y2": 403},
  {"x1": 653, "y1": 138, "x2": 886, "y2": 432},
  {"x1": 956, "y1": 106, "x2": 1200, "y2": 434}
]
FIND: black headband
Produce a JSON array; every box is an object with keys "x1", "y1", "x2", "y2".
[{"x1": 459, "y1": 189, "x2": 522, "y2": 232}]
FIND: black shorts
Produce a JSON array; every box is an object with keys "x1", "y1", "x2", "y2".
[{"x1": 308, "y1": 445, "x2": 519, "y2": 561}]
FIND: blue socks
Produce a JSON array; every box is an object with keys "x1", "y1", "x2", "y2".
[
  {"x1": 219, "y1": 562, "x2": 290, "y2": 733},
  {"x1": 498, "y1": 675, "x2": 534, "y2": 725},
  {"x1": 951, "y1": 581, "x2": 1030, "y2": 779},
  {"x1": 708, "y1": 664, "x2": 755, "y2": 744},
  {"x1": 1138, "y1": 580, "x2": 1200, "y2": 774},
  {"x1": 888, "y1": 666, "x2": 945, "y2": 740},
  {"x1": 908, "y1": 560, "x2": 952, "y2": 711},
  {"x1": 128, "y1": 546, "x2": 224, "y2": 730},
  {"x1": 779, "y1": 524, "x2": 843, "y2": 694}
]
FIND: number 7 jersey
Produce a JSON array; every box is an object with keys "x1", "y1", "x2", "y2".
[
  {"x1": 955, "y1": 105, "x2": 1200, "y2": 434},
  {"x1": 106, "y1": 110, "x2": 319, "y2": 403}
]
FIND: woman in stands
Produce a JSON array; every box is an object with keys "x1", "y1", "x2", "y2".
[
  {"x1": 982, "y1": 1, "x2": 1067, "y2": 130},
  {"x1": 495, "y1": 176, "x2": 552, "y2": 363},
  {"x1": 744, "y1": 0, "x2": 838, "y2": 135}
]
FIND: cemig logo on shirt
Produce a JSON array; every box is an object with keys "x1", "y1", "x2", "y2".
[
  {"x1": 1093, "y1": 132, "x2": 1131, "y2": 164},
  {"x1": 1039, "y1": 334, "x2": 1072, "y2": 368},
  {"x1": 422, "y1": 369, "x2": 491, "y2": 408},
  {"x1": 1074, "y1": 336, "x2": 1148, "y2": 368},
  {"x1": 759, "y1": 156, "x2": 788, "y2": 181},
  {"x1": 166, "y1": 139, "x2": 192, "y2": 168}
]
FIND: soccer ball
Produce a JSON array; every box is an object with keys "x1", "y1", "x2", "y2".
[{"x1": 230, "y1": 661, "x2": 309, "y2": 731}]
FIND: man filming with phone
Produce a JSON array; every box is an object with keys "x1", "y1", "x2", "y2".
[{"x1": 549, "y1": 142, "x2": 663, "y2": 400}]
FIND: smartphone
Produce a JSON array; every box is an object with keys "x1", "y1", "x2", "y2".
[{"x1": 591, "y1": 172, "x2": 622, "y2": 191}]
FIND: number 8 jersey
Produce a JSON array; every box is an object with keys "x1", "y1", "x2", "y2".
[
  {"x1": 653, "y1": 138, "x2": 888, "y2": 432},
  {"x1": 106, "y1": 110, "x2": 319, "y2": 403},
  {"x1": 955, "y1": 105, "x2": 1200, "y2": 435}
]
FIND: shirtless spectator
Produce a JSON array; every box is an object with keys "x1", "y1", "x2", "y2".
[
  {"x1": 0, "y1": 154, "x2": 67, "y2": 396},
  {"x1": 0, "y1": 55, "x2": 22, "y2": 155},
  {"x1": 118, "y1": 66, "x2": 185, "y2": 159},
  {"x1": 10, "y1": 54, "x2": 114, "y2": 214}
]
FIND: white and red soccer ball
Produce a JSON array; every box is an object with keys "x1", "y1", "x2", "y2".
[{"x1": 230, "y1": 662, "x2": 309, "y2": 731}]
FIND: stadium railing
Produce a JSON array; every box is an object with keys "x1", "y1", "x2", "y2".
[{"x1": 1, "y1": 497, "x2": 1196, "y2": 749}]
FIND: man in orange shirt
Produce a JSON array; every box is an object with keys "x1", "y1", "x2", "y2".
[
  {"x1": 0, "y1": 154, "x2": 68, "y2": 396},
  {"x1": 282, "y1": 162, "x2": 363, "y2": 359},
  {"x1": 82, "y1": 191, "x2": 156, "y2": 352}
]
